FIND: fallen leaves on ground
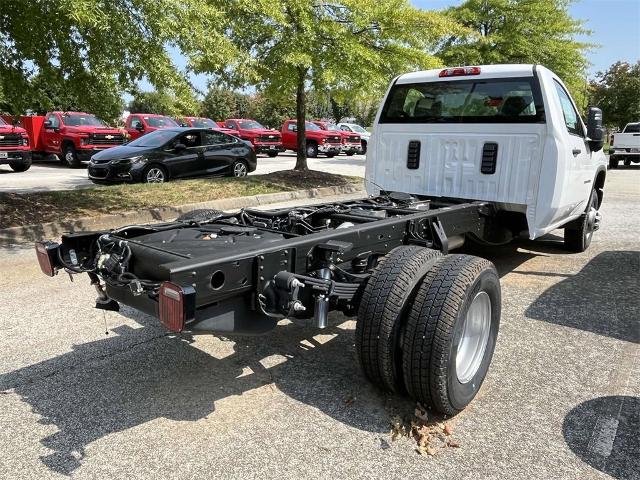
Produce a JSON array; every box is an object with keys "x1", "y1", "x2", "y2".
[{"x1": 389, "y1": 403, "x2": 460, "y2": 456}]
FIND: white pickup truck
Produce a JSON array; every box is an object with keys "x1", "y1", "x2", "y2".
[
  {"x1": 35, "y1": 64, "x2": 608, "y2": 418},
  {"x1": 609, "y1": 122, "x2": 640, "y2": 168},
  {"x1": 368, "y1": 64, "x2": 608, "y2": 251}
]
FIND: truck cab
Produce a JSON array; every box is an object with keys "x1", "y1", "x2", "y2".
[
  {"x1": 22, "y1": 112, "x2": 126, "y2": 168},
  {"x1": 369, "y1": 64, "x2": 607, "y2": 250},
  {"x1": 281, "y1": 120, "x2": 342, "y2": 158},
  {"x1": 609, "y1": 122, "x2": 640, "y2": 168},
  {"x1": 125, "y1": 114, "x2": 179, "y2": 141},
  {"x1": 0, "y1": 116, "x2": 31, "y2": 172},
  {"x1": 224, "y1": 119, "x2": 284, "y2": 157},
  {"x1": 312, "y1": 121, "x2": 362, "y2": 156}
]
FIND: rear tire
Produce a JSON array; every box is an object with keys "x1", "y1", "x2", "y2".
[
  {"x1": 346, "y1": 152, "x2": 355, "y2": 156},
  {"x1": 624, "y1": 159, "x2": 631, "y2": 166},
  {"x1": 361, "y1": 140, "x2": 367, "y2": 154},
  {"x1": 267, "y1": 151, "x2": 278, "y2": 158},
  {"x1": 402, "y1": 255, "x2": 501, "y2": 416},
  {"x1": 62, "y1": 144, "x2": 81, "y2": 168},
  {"x1": 608, "y1": 158, "x2": 618, "y2": 169},
  {"x1": 230, "y1": 160, "x2": 248, "y2": 177},
  {"x1": 356, "y1": 246, "x2": 442, "y2": 393}
]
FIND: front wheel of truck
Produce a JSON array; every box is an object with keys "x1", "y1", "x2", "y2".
[
  {"x1": 306, "y1": 142, "x2": 318, "y2": 158},
  {"x1": 9, "y1": 159, "x2": 32, "y2": 172},
  {"x1": 564, "y1": 188, "x2": 600, "y2": 252},
  {"x1": 62, "y1": 144, "x2": 82, "y2": 168},
  {"x1": 402, "y1": 255, "x2": 501, "y2": 416}
]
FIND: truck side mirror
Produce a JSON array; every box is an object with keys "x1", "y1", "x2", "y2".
[
  {"x1": 43, "y1": 120, "x2": 52, "y2": 129},
  {"x1": 135, "y1": 123, "x2": 145, "y2": 132},
  {"x1": 586, "y1": 107, "x2": 604, "y2": 152}
]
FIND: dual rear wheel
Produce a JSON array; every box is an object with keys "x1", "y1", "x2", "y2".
[{"x1": 356, "y1": 246, "x2": 501, "y2": 415}]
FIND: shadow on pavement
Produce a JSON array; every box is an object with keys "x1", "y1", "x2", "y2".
[
  {"x1": 563, "y1": 395, "x2": 640, "y2": 479},
  {"x1": 0, "y1": 311, "x2": 398, "y2": 475},
  {"x1": 525, "y1": 250, "x2": 640, "y2": 343}
]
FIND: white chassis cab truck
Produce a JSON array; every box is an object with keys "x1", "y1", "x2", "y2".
[
  {"x1": 368, "y1": 64, "x2": 607, "y2": 251},
  {"x1": 35, "y1": 65, "x2": 606, "y2": 417}
]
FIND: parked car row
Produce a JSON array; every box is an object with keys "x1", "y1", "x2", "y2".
[{"x1": 0, "y1": 110, "x2": 370, "y2": 177}]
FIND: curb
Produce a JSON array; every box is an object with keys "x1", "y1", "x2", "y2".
[{"x1": 0, "y1": 183, "x2": 365, "y2": 245}]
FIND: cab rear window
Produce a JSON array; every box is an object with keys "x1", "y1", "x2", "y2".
[{"x1": 379, "y1": 77, "x2": 545, "y2": 124}]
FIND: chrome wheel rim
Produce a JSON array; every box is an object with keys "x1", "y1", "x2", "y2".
[
  {"x1": 146, "y1": 168, "x2": 165, "y2": 183},
  {"x1": 456, "y1": 291, "x2": 491, "y2": 384},
  {"x1": 306, "y1": 145, "x2": 315, "y2": 157},
  {"x1": 585, "y1": 195, "x2": 598, "y2": 241},
  {"x1": 233, "y1": 162, "x2": 247, "y2": 177},
  {"x1": 65, "y1": 151, "x2": 74, "y2": 165}
]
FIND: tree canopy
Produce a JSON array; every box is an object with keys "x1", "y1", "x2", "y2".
[
  {"x1": 193, "y1": 0, "x2": 458, "y2": 169},
  {"x1": 589, "y1": 61, "x2": 640, "y2": 130},
  {"x1": 438, "y1": 0, "x2": 592, "y2": 105},
  {"x1": 0, "y1": 0, "x2": 232, "y2": 121}
]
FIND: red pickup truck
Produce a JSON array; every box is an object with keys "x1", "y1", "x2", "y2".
[
  {"x1": 178, "y1": 117, "x2": 239, "y2": 136},
  {"x1": 224, "y1": 119, "x2": 284, "y2": 157},
  {"x1": 125, "y1": 114, "x2": 179, "y2": 141},
  {"x1": 312, "y1": 121, "x2": 363, "y2": 156},
  {"x1": 21, "y1": 112, "x2": 125, "y2": 168},
  {"x1": 0, "y1": 117, "x2": 32, "y2": 172},
  {"x1": 281, "y1": 120, "x2": 341, "y2": 158}
]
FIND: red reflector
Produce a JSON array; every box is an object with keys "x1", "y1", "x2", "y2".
[
  {"x1": 439, "y1": 67, "x2": 481, "y2": 77},
  {"x1": 35, "y1": 241, "x2": 58, "y2": 277},
  {"x1": 158, "y1": 282, "x2": 196, "y2": 333}
]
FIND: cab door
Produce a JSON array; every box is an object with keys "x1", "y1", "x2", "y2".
[
  {"x1": 163, "y1": 131, "x2": 204, "y2": 178},
  {"x1": 201, "y1": 130, "x2": 236, "y2": 174},
  {"x1": 553, "y1": 80, "x2": 593, "y2": 213},
  {"x1": 43, "y1": 113, "x2": 62, "y2": 153},
  {"x1": 281, "y1": 121, "x2": 296, "y2": 149},
  {"x1": 126, "y1": 116, "x2": 144, "y2": 140}
]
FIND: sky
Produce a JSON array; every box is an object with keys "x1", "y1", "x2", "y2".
[{"x1": 157, "y1": 0, "x2": 640, "y2": 95}]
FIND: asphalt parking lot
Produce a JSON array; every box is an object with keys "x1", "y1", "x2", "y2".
[
  {"x1": 0, "y1": 152, "x2": 366, "y2": 193},
  {"x1": 0, "y1": 168, "x2": 638, "y2": 479}
]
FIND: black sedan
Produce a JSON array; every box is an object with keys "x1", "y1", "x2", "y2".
[{"x1": 88, "y1": 128, "x2": 257, "y2": 184}]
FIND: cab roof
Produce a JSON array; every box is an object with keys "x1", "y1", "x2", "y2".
[{"x1": 396, "y1": 64, "x2": 540, "y2": 84}]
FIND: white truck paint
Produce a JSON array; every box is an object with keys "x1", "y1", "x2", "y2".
[
  {"x1": 610, "y1": 122, "x2": 640, "y2": 167},
  {"x1": 367, "y1": 64, "x2": 607, "y2": 240}
]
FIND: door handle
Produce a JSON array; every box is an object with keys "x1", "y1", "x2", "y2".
[{"x1": 572, "y1": 148, "x2": 581, "y2": 156}]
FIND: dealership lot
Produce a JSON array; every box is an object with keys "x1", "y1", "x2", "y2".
[
  {"x1": 0, "y1": 168, "x2": 637, "y2": 479},
  {"x1": 0, "y1": 152, "x2": 366, "y2": 193}
]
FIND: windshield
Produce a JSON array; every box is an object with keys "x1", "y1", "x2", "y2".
[
  {"x1": 239, "y1": 120, "x2": 265, "y2": 130},
  {"x1": 323, "y1": 124, "x2": 340, "y2": 131},
  {"x1": 126, "y1": 129, "x2": 177, "y2": 147},
  {"x1": 145, "y1": 116, "x2": 178, "y2": 128},
  {"x1": 380, "y1": 78, "x2": 544, "y2": 124},
  {"x1": 305, "y1": 122, "x2": 321, "y2": 131},
  {"x1": 623, "y1": 124, "x2": 640, "y2": 133},
  {"x1": 191, "y1": 118, "x2": 218, "y2": 128},
  {"x1": 61, "y1": 114, "x2": 107, "y2": 127},
  {"x1": 348, "y1": 124, "x2": 368, "y2": 134}
]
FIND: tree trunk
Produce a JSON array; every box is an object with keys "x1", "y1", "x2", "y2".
[{"x1": 295, "y1": 67, "x2": 308, "y2": 171}]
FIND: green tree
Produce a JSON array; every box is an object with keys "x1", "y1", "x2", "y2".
[
  {"x1": 194, "y1": 1, "x2": 456, "y2": 170},
  {"x1": 589, "y1": 61, "x2": 640, "y2": 130},
  {"x1": 437, "y1": 0, "x2": 592, "y2": 104},
  {"x1": 245, "y1": 93, "x2": 296, "y2": 130},
  {"x1": 199, "y1": 86, "x2": 251, "y2": 121},
  {"x1": 0, "y1": 0, "x2": 233, "y2": 119},
  {"x1": 127, "y1": 90, "x2": 195, "y2": 117}
]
